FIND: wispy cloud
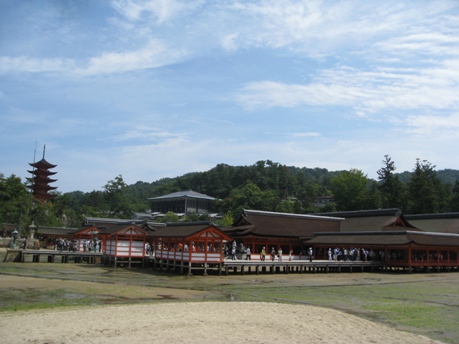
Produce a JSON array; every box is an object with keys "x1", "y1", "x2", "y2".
[
  {"x1": 405, "y1": 112, "x2": 459, "y2": 137},
  {"x1": 81, "y1": 39, "x2": 186, "y2": 75},
  {"x1": 0, "y1": 56, "x2": 75, "y2": 74},
  {"x1": 236, "y1": 60, "x2": 459, "y2": 115},
  {"x1": 111, "y1": 0, "x2": 204, "y2": 24}
]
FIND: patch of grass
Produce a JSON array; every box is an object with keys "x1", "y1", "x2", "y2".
[{"x1": 0, "y1": 288, "x2": 100, "y2": 312}]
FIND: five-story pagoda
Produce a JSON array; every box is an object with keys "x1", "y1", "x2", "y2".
[{"x1": 27, "y1": 145, "x2": 57, "y2": 202}]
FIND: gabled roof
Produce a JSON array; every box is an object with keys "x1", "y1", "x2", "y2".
[
  {"x1": 404, "y1": 213, "x2": 459, "y2": 234},
  {"x1": 148, "y1": 190, "x2": 217, "y2": 201},
  {"x1": 98, "y1": 224, "x2": 147, "y2": 236},
  {"x1": 223, "y1": 209, "x2": 343, "y2": 239},
  {"x1": 84, "y1": 217, "x2": 145, "y2": 228},
  {"x1": 37, "y1": 226, "x2": 79, "y2": 236},
  {"x1": 314, "y1": 208, "x2": 418, "y2": 232},
  {"x1": 306, "y1": 230, "x2": 459, "y2": 247},
  {"x1": 148, "y1": 222, "x2": 231, "y2": 241}
]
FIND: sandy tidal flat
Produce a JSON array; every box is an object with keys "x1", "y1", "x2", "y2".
[{"x1": 0, "y1": 302, "x2": 443, "y2": 344}]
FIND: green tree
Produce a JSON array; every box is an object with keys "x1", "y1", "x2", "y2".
[
  {"x1": 0, "y1": 174, "x2": 32, "y2": 231},
  {"x1": 330, "y1": 169, "x2": 369, "y2": 211},
  {"x1": 377, "y1": 155, "x2": 407, "y2": 210},
  {"x1": 103, "y1": 175, "x2": 132, "y2": 218},
  {"x1": 407, "y1": 159, "x2": 442, "y2": 214},
  {"x1": 221, "y1": 181, "x2": 279, "y2": 217},
  {"x1": 215, "y1": 212, "x2": 235, "y2": 226},
  {"x1": 160, "y1": 211, "x2": 179, "y2": 223},
  {"x1": 451, "y1": 181, "x2": 459, "y2": 212}
]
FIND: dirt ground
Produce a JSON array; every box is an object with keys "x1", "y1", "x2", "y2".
[
  {"x1": 0, "y1": 248, "x2": 454, "y2": 343},
  {"x1": 0, "y1": 297, "x2": 443, "y2": 344}
]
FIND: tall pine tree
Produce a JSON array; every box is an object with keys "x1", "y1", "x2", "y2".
[
  {"x1": 407, "y1": 159, "x2": 441, "y2": 214},
  {"x1": 377, "y1": 155, "x2": 406, "y2": 210}
]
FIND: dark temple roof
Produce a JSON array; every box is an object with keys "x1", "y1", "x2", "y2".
[
  {"x1": 306, "y1": 230, "x2": 459, "y2": 247},
  {"x1": 404, "y1": 213, "x2": 459, "y2": 234},
  {"x1": 314, "y1": 208, "x2": 418, "y2": 232},
  {"x1": 147, "y1": 222, "x2": 230, "y2": 239},
  {"x1": 222, "y1": 209, "x2": 343, "y2": 239}
]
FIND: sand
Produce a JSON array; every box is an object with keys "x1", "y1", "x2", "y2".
[{"x1": 0, "y1": 302, "x2": 442, "y2": 344}]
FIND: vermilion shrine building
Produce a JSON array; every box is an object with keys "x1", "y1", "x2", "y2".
[{"x1": 148, "y1": 222, "x2": 232, "y2": 275}]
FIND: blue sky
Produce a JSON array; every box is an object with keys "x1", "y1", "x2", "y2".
[{"x1": 1, "y1": 0, "x2": 459, "y2": 193}]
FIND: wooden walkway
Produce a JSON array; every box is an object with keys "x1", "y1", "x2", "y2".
[
  {"x1": 222, "y1": 259, "x2": 384, "y2": 275},
  {"x1": 20, "y1": 249, "x2": 103, "y2": 264}
]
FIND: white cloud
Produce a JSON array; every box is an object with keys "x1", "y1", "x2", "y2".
[
  {"x1": 0, "y1": 56, "x2": 75, "y2": 74},
  {"x1": 404, "y1": 112, "x2": 459, "y2": 137},
  {"x1": 290, "y1": 132, "x2": 321, "y2": 138},
  {"x1": 111, "y1": 0, "x2": 204, "y2": 24},
  {"x1": 221, "y1": 32, "x2": 239, "y2": 51},
  {"x1": 81, "y1": 39, "x2": 186, "y2": 75},
  {"x1": 236, "y1": 81, "x2": 360, "y2": 109},
  {"x1": 236, "y1": 58, "x2": 459, "y2": 115}
]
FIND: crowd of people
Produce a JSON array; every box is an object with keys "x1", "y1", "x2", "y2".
[
  {"x1": 51, "y1": 238, "x2": 103, "y2": 252},
  {"x1": 326, "y1": 247, "x2": 384, "y2": 262}
]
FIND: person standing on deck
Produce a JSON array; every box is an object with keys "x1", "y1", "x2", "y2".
[
  {"x1": 246, "y1": 246, "x2": 251, "y2": 260},
  {"x1": 231, "y1": 246, "x2": 237, "y2": 260},
  {"x1": 271, "y1": 247, "x2": 276, "y2": 261},
  {"x1": 278, "y1": 247, "x2": 283, "y2": 261},
  {"x1": 260, "y1": 247, "x2": 266, "y2": 261},
  {"x1": 289, "y1": 249, "x2": 293, "y2": 261},
  {"x1": 308, "y1": 247, "x2": 313, "y2": 262}
]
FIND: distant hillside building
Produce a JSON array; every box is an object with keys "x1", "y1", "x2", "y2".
[{"x1": 148, "y1": 190, "x2": 218, "y2": 215}]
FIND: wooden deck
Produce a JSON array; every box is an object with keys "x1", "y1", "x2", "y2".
[
  {"x1": 20, "y1": 249, "x2": 103, "y2": 263},
  {"x1": 222, "y1": 259, "x2": 384, "y2": 275}
]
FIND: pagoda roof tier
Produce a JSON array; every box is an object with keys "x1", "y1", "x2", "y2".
[
  {"x1": 27, "y1": 176, "x2": 57, "y2": 183},
  {"x1": 32, "y1": 185, "x2": 58, "y2": 191},
  {"x1": 28, "y1": 177, "x2": 58, "y2": 184},
  {"x1": 29, "y1": 158, "x2": 57, "y2": 169},
  {"x1": 27, "y1": 169, "x2": 57, "y2": 176},
  {"x1": 33, "y1": 188, "x2": 56, "y2": 195}
]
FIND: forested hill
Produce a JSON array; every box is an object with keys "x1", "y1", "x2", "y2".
[
  {"x1": 123, "y1": 160, "x2": 459, "y2": 217},
  {"x1": 2, "y1": 159, "x2": 459, "y2": 230},
  {"x1": 127, "y1": 161, "x2": 459, "y2": 200},
  {"x1": 398, "y1": 168, "x2": 459, "y2": 185}
]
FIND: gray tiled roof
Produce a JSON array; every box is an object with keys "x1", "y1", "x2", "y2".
[{"x1": 148, "y1": 190, "x2": 217, "y2": 201}]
